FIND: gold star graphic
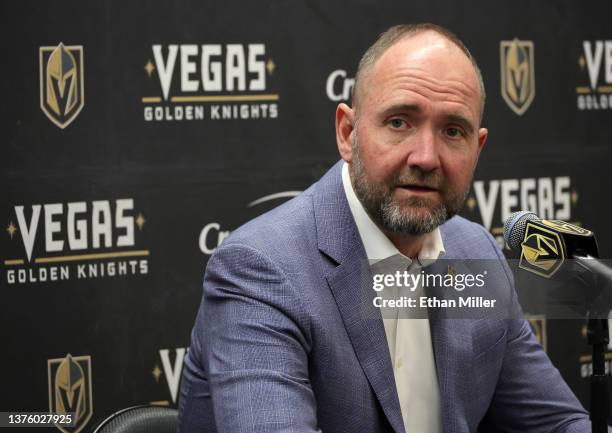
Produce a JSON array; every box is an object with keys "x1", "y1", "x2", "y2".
[
  {"x1": 466, "y1": 196, "x2": 477, "y2": 211},
  {"x1": 152, "y1": 365, "x2": 162, "y2": 382},
  {"x1": 571, "y1": 190, "x2": 579, "y2": 205},
  {"x1": 6, "y1": 222, "x2": 17, "y2": 240},
  {"x1": 266, "y1": 58, "x2": 276, "y2": 75},
  {"x1": 136, "y1": 213, "x2": 146, "y2": 231},
  {"x1": 145, "y1": 60, "x2": 155, "y2": 78}
]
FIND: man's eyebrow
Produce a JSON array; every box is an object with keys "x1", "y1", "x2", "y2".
[
  {"x1": 379, "y1": 104, "x2": 476, "y2": 134},
  {"x1": 445, "y1": 114, "x2": 475, "y2": 135},
  {"x1": 379, "y1": 104, "x2": 422, "y2": 118}
]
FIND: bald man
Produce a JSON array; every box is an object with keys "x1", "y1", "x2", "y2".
[{"x1": 178, "y1": 24, "x2": 598, "y2": 433}]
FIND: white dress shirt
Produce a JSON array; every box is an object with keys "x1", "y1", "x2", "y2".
[{"x1": 341, "y1": 162, "x2": 444, "y2": 433}]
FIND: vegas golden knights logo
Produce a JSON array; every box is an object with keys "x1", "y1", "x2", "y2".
[
  {"x1": 519, "y1": 222, "x2": 565, "y2": 278},
  {"x1": 500, "y1": 39, "x2": 535, "y2": 115},
  {"x1": 48, "y1": 354, "x2": 93, "y2": 433},
  {"x1": 40, "y1": 43, "x2": 84, "y2": 129}
]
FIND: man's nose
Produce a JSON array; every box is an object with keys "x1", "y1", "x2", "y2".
[{"x1": 405, "y1": 129, "x2": 441, "y2": 172}]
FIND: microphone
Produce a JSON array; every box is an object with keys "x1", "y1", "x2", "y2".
[
  {"x1": 504, "y1": 213, "x2": 612, "y2": 431},
  {"x1": 503, "y1": 211, "x2": 599, "y2": 278},
  {"x1": 504, "y1": 211, "x2": 612, "y2": 318}
]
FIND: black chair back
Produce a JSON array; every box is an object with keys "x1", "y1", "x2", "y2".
[{"x1": 92, "y1": 405, "x2": 177, "y2": 433}]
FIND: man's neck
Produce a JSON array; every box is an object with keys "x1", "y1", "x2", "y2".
[{"x1": 384, "y1": 230, "x2": 426, "y2": 259}]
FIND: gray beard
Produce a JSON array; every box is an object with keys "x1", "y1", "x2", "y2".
[{"x1": 349, "y1": 135, "x2": 468, "y2": 235}]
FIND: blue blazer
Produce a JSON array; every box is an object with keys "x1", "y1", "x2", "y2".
[{"x1": 178, "y1": 161, "x2": 594, "y2": 433}]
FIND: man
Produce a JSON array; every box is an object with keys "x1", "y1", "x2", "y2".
[{"x1": 178, "y1": 24, "x2": 597, "y2": 433}]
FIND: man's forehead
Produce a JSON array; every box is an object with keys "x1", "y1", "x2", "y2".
[
  {"x1": 361, "y1": 31, "x2": 481, "y2": 119},
  {"x1": 385, "y1": 31, "x2": 457, "y2": 60},
  {"x1": 374, "y1": 32, "x2": 477, "y2": 87}
]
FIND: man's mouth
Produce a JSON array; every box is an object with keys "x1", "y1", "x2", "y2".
[{"x1": 397, "y1": 184, "x2": 437, "y2": 193}]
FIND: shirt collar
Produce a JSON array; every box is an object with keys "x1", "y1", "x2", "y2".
[{"x1": 341, "y1": 162, "x2": 445, "y2": 266}]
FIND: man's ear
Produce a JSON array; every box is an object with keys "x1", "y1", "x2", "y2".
[
  {"x1": 477, "y1": 127, "x2": 488, "y2": 157},
  {"x1": 336, "y1": 103, "x2": 355, "y2": 163}
]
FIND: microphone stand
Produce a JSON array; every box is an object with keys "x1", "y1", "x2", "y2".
[
  {"x1": 577, "y1": 256, "x2": 611, "y2": 433},
  {"x1": 586, "y1": 316, "x2": 609, "y2": 433}
]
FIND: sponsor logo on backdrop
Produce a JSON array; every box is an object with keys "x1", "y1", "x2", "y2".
[
  {"x1": 326, "y1": 69, "x2": 354, "y2": 102},
  {"x1": 142, "y1": 44, "x2": 278, "y2": 122},
  {"x1": 465, "y1": 176, "x2": 578, "y2": 248},
  {"x1": 199, "y1": 191, "x2": 301, "y2": 255},
  {"x1": 3, "y1": 199, "x2": 149, "y2": 284},
  {"x1": 150, "y1": 347, "x2": 188, "y2": 406},
  {"x1": 48, "y1": 354, "x2": 93, "y2": 433},
  {"x1": 576, "y1": 40, "x2": 612, "y2": 110},
  {"x1": 40, "y1": 43, "x2": 85, "y2": 129},
  {"x1": 500, "y1": 39, "x2": 535, "y2": 115}
]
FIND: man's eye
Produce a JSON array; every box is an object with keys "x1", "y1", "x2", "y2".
[
  {"x1": 446, "y1": 127, "x2": 462, "y2": 138},
  {"x1": 389, "y1": 118, "x2": 406, "y2": 129}
]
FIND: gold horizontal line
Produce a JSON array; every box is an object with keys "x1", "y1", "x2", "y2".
[
  {"x1": 575, "y1": 86, "x2": 591, "y2": 94},
  {"x1": 149, "y1": 400, "x2": 170, "y2": 406},
  {"x1": 170, "y1": 94, "x2": 279, "y2": 103},
  {"x1": 4, "y1": 259, "x2": 24, "y2": 266},
  {"x1": 579, "y1": 353, "x2": 612, "y2": 363},
  {"x1": 34, "y1": 250, "x2": 150, "y2": 264},
  {"x1": 142, "y1": 96, "x2": 162, "y2": 103},
  {"x1": 598, "y1": 86, "x2": 612, "y2": 93}
]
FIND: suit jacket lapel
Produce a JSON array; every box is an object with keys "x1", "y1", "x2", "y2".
[
  {"x1": 426, "y1": 245, "x2": 474, "y2": 432},
  {"x1": 326, "y1": 258, "x2": 406, "y2": 433},
  {"x1": 313, "y1": 162, "x2": 406, "y2": 433}
]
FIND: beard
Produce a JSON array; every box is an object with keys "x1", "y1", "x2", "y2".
[{"x1": 349, "y1": 134, "x2": 469, "y2": 235}]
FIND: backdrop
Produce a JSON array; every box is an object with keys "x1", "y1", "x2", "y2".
[{"x1": 2, "y1": 1, "x2": 611, "y2": 431}]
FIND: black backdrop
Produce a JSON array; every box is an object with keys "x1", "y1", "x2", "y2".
[{"x1": 2, "y1": 1, "x2": 612, "y2": 431}]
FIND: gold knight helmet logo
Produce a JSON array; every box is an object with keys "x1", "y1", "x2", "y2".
[
  {"x1": 500, "y1": 39, "x2": 535, "y2": 115},
  {"x1": 519, "y1": 222, "x2": 565, "y2": 278},
  {"x1": 48, "y1": 354, "x2": 93, "y2": 433},
  {"x1": 40, "y1": 43, "x2": 84, "y2": 128}
]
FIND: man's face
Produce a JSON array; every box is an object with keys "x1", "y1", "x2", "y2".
[{"x1": 344, "y1": 31, "x2": 487, "y2": 235}]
